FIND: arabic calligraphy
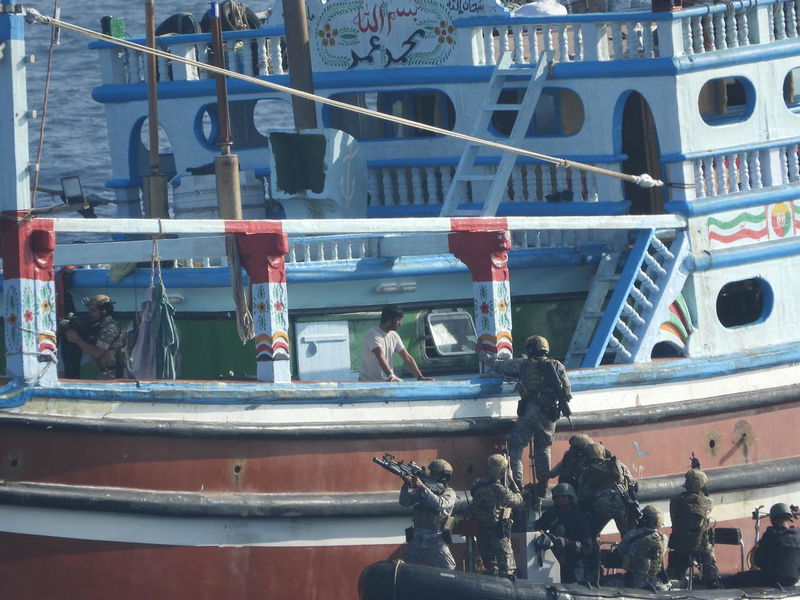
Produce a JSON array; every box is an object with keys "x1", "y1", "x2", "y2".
[
  {"x1": 446, "y1": 0, "x2": 486, "y2": 13},
  {"x1": 354, "y1": 4, "x2": 418, "y2": 36}
]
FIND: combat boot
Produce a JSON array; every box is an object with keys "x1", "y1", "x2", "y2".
[{"x1": 535, "y1": 481, "x2": 549, "y2": 500}]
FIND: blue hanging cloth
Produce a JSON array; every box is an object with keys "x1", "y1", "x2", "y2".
[{"x1": 130, "y1": 241, "x2": 180, "y2": 379}]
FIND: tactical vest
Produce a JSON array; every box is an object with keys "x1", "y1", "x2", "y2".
[
  {"x1": 518, "y1": 358, "x2": 562, "y2": 419},
  {"x1": 759, "y1": 527, "x2": 800, "y2": 579},
  {"x1": 470, "y1": 479, "x2": 513, "y2": 526},
  {"x1": 670, "y1": 491, "x2": 711, "y2": 533},
  {"x1": 412, "y1": 487, "x2": 452, "y2": 530},
  {"x1": 579, "y1": 457, "x2": 621, "y2": 496}
]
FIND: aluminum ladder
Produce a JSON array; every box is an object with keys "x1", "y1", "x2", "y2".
[{"x1": 439, "y1": 50, "x2": 552, "y2": 217}]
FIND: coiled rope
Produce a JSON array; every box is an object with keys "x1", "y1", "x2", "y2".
[{"x1": 23, "y1": 8, "x2": 663, "y2": 189}]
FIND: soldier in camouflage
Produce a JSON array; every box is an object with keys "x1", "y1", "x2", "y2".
[
  {"x1": 478, "y1": 335, "x2": 572, "y2": 500},
  {"x1": 470, "y1": 454, "x2": 526, "y2": 578},
  {"x1": 65, "y1": 294, "x2": 130, "y2": 379},
  {"x1": 555, "y1": 434, "x2": 595, "y2": 488},
  {"x1": 667, "y1": 469, "x2": 720, "y2": 588},
  {"x1": 399, "y1": 458, "x2": 457, "y2": 569},
  {"x1": 618, "y1": 505, "x2": 670, "y2": 591},
  {"x1": 576, "y1": 442, "x2": 639, "y2": 537}
]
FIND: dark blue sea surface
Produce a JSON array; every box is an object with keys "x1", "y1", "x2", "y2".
[{"x1": 24, "y1": 0, "x2": 212, "y2": 203}]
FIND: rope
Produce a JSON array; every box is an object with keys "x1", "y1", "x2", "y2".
[
  {"x1": 392, "y1": 559, "x2": 403, "y2": 600},
  {"x1": 30, "y1": 0, "x2": 60, "y2": 207},
  {"x1": 225, "y1": 235, "x2": 255, "y2": 343},
  {"x1": 22, "y1": 9, "x2": 663, "y2": 189}
]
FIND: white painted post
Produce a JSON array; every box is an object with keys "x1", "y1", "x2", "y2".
[{"x1": 0, "y1": 9, "x2": 58, "y2": 384}]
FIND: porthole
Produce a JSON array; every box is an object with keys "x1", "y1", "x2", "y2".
[
  {"x1": 195, "y1": 100, "x2": 270, "y2": 150},
  {"x1": 325, "y1": 90, "x2": 455, "y2": 140},
  {"x1": 490, "y1": 88, "x2": 584, "y2": 137},
  {"x1": 783, "y1": 67, "x2": 800, "y2": 111},
  {"x1": 716, "y1": 277, "x2": 772, "y2": 328},
  {"x1": 698, "y1": 77, "x2": 754, "y2": 125}
]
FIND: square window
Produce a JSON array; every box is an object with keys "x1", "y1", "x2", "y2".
[{"x1": 425, "y1": 311, "x2": 477, "y2": 357}]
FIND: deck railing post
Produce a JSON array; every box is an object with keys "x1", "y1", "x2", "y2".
[
  {"x1": 1, "y1": 215, "x2": 58, "y2": 385},
  {"x1": 235, "y1": 231, "x2": 291, "y2": 382},
  {"x1": 449, "y1": 229, "x2": 514, "y2": 373}
]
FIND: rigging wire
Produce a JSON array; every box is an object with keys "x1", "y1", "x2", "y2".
[
  {"x1": 22, "y1": 9, "x2": 663, "y2": 189},
  {"x1": 30, "y1": 0, "x2": 61, "y2": 207}
]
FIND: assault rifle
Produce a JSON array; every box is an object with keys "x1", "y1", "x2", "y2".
[
  {"x1": 542, "y1": 360, "x2": 573, "y2": 427},
  {"x1": 372, "y1": 453, "x2": 446, "y2": 495}
]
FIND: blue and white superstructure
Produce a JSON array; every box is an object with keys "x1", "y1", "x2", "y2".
[{"x1": 0, "y1": 0, "x2": 799, "y2": 597}]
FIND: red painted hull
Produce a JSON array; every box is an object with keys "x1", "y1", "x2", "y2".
[{"x1": 0, "y1": 401, "x2": 797, "y2": 493}]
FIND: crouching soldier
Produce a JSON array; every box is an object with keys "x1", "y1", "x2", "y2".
[
  {"x1": 470, "y1": 454, "x2": 526, "y2": 579},
  {"x1": 534, "y1": 482, "x2": 595, "y2": 583},
  {"x1": 667, "y1": 469, "x2": 720, "y2": 588},
  {"x1": 577, "y1": 442, "x2": 640, "y2": 537},
  {"x1": 618, "y1": 505, "x2": 670, "y2": 591},
  {"x1": 399, "y1": 459, "x2": 456, "y2": 569}
]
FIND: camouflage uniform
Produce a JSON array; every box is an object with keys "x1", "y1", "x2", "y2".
[
  {"x1": 556, "y1": 435, "x2": 594, "y2": 488},
  {"x1": 400, "y1": 481, "x2": 457, "y2": 569},
  {"x1": 618, "y1": 523, "x2": 668, "y2": 590},
  {"x1": 480, "y1": 353, "x2": 571, "y2": 488},
  {"x1": 93, "y1": 315, "x2": 129, "y2": 379},
  {"x1": 470, "y1": 477, "x2": 525, "y2": 576},
  {"x1": 577, "y1": 445, "x2": 638, "y2": 537},
  {"x1": 667, "y1": 486, "x2": 719, "y2": 586}
]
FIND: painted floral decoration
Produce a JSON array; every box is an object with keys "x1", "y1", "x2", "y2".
[
  {"x1": 436, "y1": 21, "x2": 454, "y2": 44},
  {"x1": 318, "y1": 23, "x2": 339, "y2": 47}
]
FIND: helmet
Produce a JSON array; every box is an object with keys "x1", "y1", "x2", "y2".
[
  {"x1": 428, "y1": 459, "x2": 453, "y2": 482},
  {"x1": 487, "y1": 454, "x2": 509, "y2": 479},
  {"x1": 640, "y1": 505, "x2": 663, "y2": 528},
  {"x1": 524, "y1": 335, "x2": 549, "y2": 356},
  {"x1": 86, "y1": 294, "x2": 114, "y2": 315},
  {"x1": 586, "y1": 442, "x2": 606, "y2": 461},
  {"x1": 683, "y1": 469, "x2": 708, "y2": 492},
  {"x1": 769, "y1": 503, "x2": 793, "y2": 519},
  {"x1": 87, "y1": 294, "x2": 113, "y2": 307},
  {"x1": 569, "y1": 434, "x2": 593, "y2": 450},
  {"x1": 551, "y1": 482, "x2": 577, "y2": 502}
]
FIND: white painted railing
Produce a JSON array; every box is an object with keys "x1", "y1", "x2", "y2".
[
  {"x1": 367, "y1": 161, "x2": 613, "y2": 208},
  {"x1": 93, "y1": 0, "x2": 798, "y2": 84},
  {"x1": 677, "y1": 143, "x2": 800, "y2": 198}
]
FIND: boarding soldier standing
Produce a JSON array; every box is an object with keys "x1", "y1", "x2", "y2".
[
  {"x1": 667, "y1": 469, "x2": 720, "y2": 588},
  {"x1": 399, "y1": 459, "x2": 457, "y2": 569},
  {"x1": 478, "y1": 335, "x2": 572, "y2": 501},
  {"x1": 534, "y1": 482, "x2": 595, "y2": 583},
  {"x1": 470, "y1": 454, "x2": 526, "y2": 578},
  {"x1": 618, "y1": 505, "x2": 670, "y2": 591},
  {"x1": 555, "y1": 434, "x2": 595, "y2": 488},
  {"x1": 64, "y1": 294, "x2": 130, "y2": 379},
  {"x1": 576, "y1": 442, "x2": 640, "y2": 537}
]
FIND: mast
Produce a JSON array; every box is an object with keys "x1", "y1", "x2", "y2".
[
  {"x1": 281, "y1": 0, "x2": 317, "y2": 129},
  {"x1": 143, "y1": 0, "x2": 168, "y2": 220},
  {"x1": 209, "y1": 1, "x2": 242, "y2": 220},
  {"x1": 0, "y1": 0, "x2": 31, "y2": 212}
]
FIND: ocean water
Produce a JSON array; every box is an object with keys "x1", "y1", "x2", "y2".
[{"x1": 24, "y1": 0, "x2": 214, "y2": 203}]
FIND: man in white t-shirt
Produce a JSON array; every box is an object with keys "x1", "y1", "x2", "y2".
[{"x1": 360, "y1": 305, "x2": 433, "y2": 382}]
